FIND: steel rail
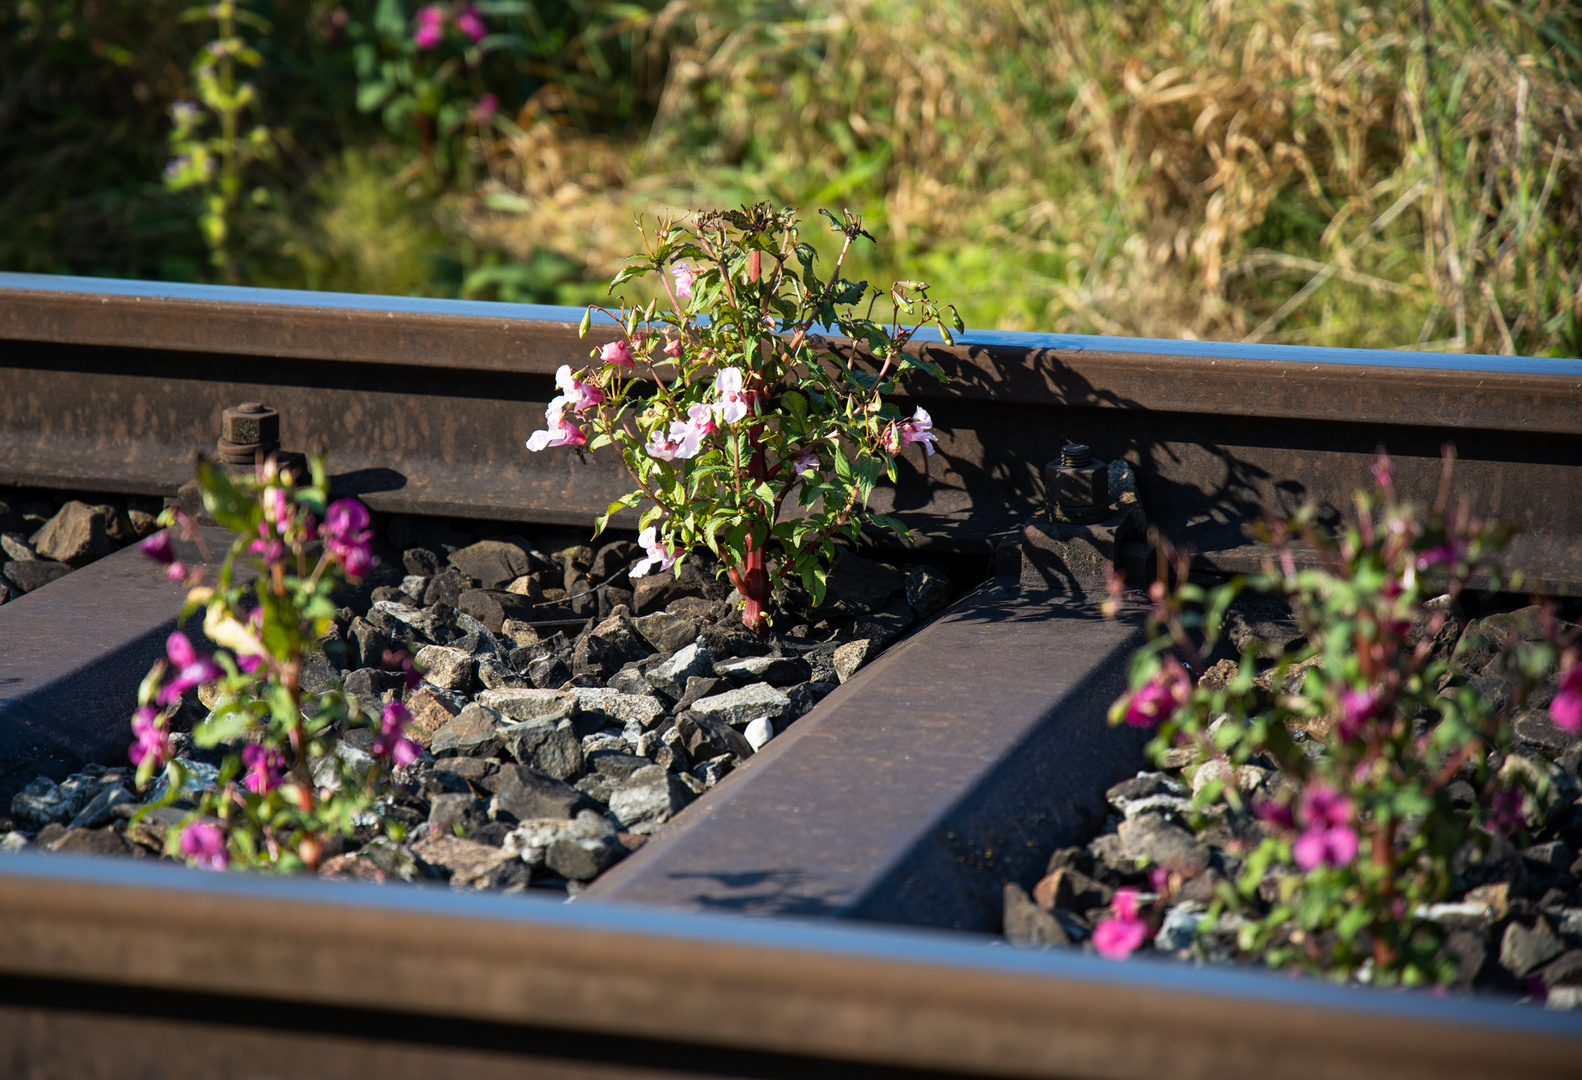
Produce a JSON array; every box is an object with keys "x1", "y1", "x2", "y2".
[
  {"x1": 0, "y1": 853, "x2": 1579, "y2": 1080},
  {"x1": 3, "y1": 273, "x2": 1580, "y2": 587}
]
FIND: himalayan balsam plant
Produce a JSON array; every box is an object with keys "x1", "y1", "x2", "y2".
[
  {"x1": 526, "y1": 204, "x2": 963, "y2": 634},
  {"x1": 164, "y1": 0, "x2": 276, "y2": 282},
  {"x1": 1107, "y1": 450, "x2": 1570, "y2": 985},
  {"x1": 131, "y1": 456, "x2": 421, "y2": 872}
]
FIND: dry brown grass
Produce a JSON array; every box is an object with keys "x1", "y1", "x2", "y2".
[{"x1": 460, "y1": 0, "x2": 1582, "y2": 354}]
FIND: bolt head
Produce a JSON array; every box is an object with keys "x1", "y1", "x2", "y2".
[{"x1": 221, "y1": 403, "x2": 279, "y2": 448}]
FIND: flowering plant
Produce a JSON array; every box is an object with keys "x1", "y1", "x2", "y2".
[
  {"x1": 131, "y1": 455, "x2": 420, "y2": 873},
  {"x1": 164, "y1": 0, "x2": 276, "y2": 282},
  {"x1": 1109, "y1": 450, "x2": 1568, "y2": 984},
  {"x1": 528, "y1": 204, "x2": 962, "y2": 633}
]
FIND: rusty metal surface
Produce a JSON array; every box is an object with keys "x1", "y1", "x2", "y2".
[
  {"x1": 584, "y1": 585, "x2": 1151, "y2": 928},
  {"x1": 0, "y1": 528, "x2": 236, "y2": 807},
  {"x1": 1, "y1": 853, "x2": 1580, "y2": 1080},
  {"x1": 2, "y1": 274, "x2": 1581, "y2": 587}
]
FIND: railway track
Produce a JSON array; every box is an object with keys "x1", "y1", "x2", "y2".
[{"x1": 3, "y1": 272, "x2": 1582, "y2": 1076}]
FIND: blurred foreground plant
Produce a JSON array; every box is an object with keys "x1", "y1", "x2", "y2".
[
  {"x1": 526, "y1": 204, "x2": 960, "y2": 633},
  {"x1": 131, "y1": 456, "x2": 420, "y2": 873},
  {"x1": 1108, "y1": 449, "x2": 1573, "y2": 984}
]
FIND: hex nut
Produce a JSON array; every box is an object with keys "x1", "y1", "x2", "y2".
[
  {"x1": 1045, "y1": 458, "x2": 1110, "y2": 523},
  {"x1": 221, "y1": 402, "x2": 279, "y2": 448}
]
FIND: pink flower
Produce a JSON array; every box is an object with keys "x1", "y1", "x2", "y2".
[
  {"x1": 241, "y1": 744, "x2": 284, "y2": 794},
  {"x1": 372, "y1": 701, "x2": 422, "y2": 766},
  {"x1": 646, "y1": 410, "x2": 708, "y2": 462},
  {"x1": 664, "y1": 336, "x2": 683, "y2": 359},
  {"x1": 167, "y1": 560, "x2": 189, "y2": 582},
  {"x1": 1121, "y1": 659, "x2": 1190, "y2": 727},
  {"x1": 1092, "y1": 888, "x2": 1149, "y2": 959},
  {"x1": 249, "y1": 521, "x2": 285, "y2": 564},
  {"x1": 1416, "y1": 538, "x2": 1468, "y2": 571},
  {"x1": 791, "y1": 449, "x2": 820, "y2": 474},
  {"x1": 673, "y1": 262, "x2": 696, "y2": 300},
  {"x1": 628, "y1": 526, "x2": 677, "y2": 579},
  {"x1": 262, "y1": 486, "x2": 292, "y2": 531},
  {"x1": 1255, "y1": 797, "x2": 1296, "y2": 831},
  {"x1": 129, "y1": 706, "x2": 171, "y2": 768},
  {"x1": 179, "y1": 822, "x2": 228, "y2": 871},
  {"x1": 322, "y1": 498, "x2": 375, "y2": 578},
  {"x1": 554, "y1": 364, "x2": 603, "y2": 412},
  {"x1": 712, "y1": 367, "x2": 750, "y2": 424},
  {"x1": 1292, "y1": 787, "x2": 1358, "y2": 870},
  {"x1": 413, "y1": 5, "x2": 444, "y2": 49},
  {"x1": 138, "y1": 530, "x2": 176, "y2": 565},
  {"x1": 237, "y1": 653, "x2": 265, "y2": 675},
  {"x1": 1338, "y1": 686, "x2": 1382, "y2": 741},
  {"x1": 1371, "y1": 450, "x2": 1395, "y2": 490},
  {"x1": 600, "y1": 339, "x2": 635, "y2": 369},
  {"x1": 157, "y1": 632, "x2": 223, "y2": 706},
  {"x1": 898, "y1": 407, "x2": 938, "y2": 456},
  {"x1": 1487, "y1": 786, "x2": 1527, "y2": 832},
  {"x1": 469, "y1": 93, "x2": 498, "y2": 123},
  {"x1": 382, "y1": 648, "x2": 423, "y2": 691},
  {"x1": 1551, "y1": 663, "x2": 1582, "y2": 733},
  {"x1": 526, "y1": 397, "x2": 588, "y2": 452},
  {"x1": 454, "y1": 3, "x2": 486, "y2": 42}
]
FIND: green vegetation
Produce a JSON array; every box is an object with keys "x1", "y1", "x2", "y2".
[{"x1": 4, "y1": 0, "x2": 1579, "y2": 353}]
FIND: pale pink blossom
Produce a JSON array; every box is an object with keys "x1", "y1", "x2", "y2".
[
  {"x1": 1093, "y1": 888, "x2": 1149, "y2": 959},
  {"x1": 628, "y1": 526, "x2": 678, "y2": 579},
  {"x1": 526, "y1": 397, "x2": 588, "y2": 452},
  {"x1": 664, "y1": 336, "x2": 683, "y2": 359},
  {"x1": 180, "y1": 822, "x2": 228, "y2": 871},
  {"x1": 1371, "y1": 451, "x2": 1395, "y2": 490},
  {"x1": 713, "y1": 367, "x2": 749, "y2": 424},
  {"x1": 554, "y1": 364, "x2": 604, "y2": 412},
  {"x1": 600, "y1": 339, "x2": 635, "y2": 369},
  {"x1": 791, "y1": 449, "x2": 820, "y2": 474},
  {"x1": 469, "y1": 93, "x2": 498, "y2": 123},
  {"x1": 129, "y1": 706, "x2": 171, "y2": 768},
  {"x1": 897, "y1": 407, "x2": 937, "y2": 455},
  {"x1": 673, "y1": 262, "x2": 696, "y2": 300}
]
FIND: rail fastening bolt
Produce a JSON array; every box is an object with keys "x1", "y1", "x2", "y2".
[
  {"x1": 1045, "y1": 442, "x2": 1110, "y2": 524},
  {"x1": 218, "y1": 402, "x2": 282, "y2": 464}
]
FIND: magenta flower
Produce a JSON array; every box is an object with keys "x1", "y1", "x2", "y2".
[
  {"x1": 249, "y1": 521, "x2": 285, "y2": 564},
  {"x1": 663, "y1": 336, "x2": 683, "y2": 358},
  {"x1": 1416, "y1": 537, "x2": 1468, "y2": 571},
  {"x1": 1292, "y1": 787, "x2": 1358, "y2": 871},
  {"x1": 166, "y1": 560, "x2": 189, "y2": 582},
  {"x1": 554, "y1": 364, "x2": 604, "y2": 412},
  {"x1": 1551, "y1": 663, "x2": 1582, "y2": 733},
  {"x1": 525, "y1": 397, "x2": 588, "y2": 452},
  {"x1": 322, "y1": 498, "x2": 375, "y2": 577},
  {"x1": 897, "y1": 407, "x2": 938, "y2": 456},
  {"x1": 673, "y1": 262, "x2": 696, "y2": 300},
  {"x1": 179, "y1": 822, "x2": 228, "y2": 871},
  {"x1": 1092, "y1": 888, "x2": 1149, "y2": 959},
  {"x1": 129, "y1": 706, "x2": 172, "y2": 768},
  {"x1": 628, "y1": 526, "x2": 677, "y2": 579},
  {"x1": 712, "y1": 367, "x2": 750, "y2": 424},
  {"x1": 413, "y1": 4, "x2": 443, "y2": 48},
  {"x1": 237, "y1": 653, "x2": 265, "y2": 675},
  {"x1": 1121, "y1": 659, "x2": 1190, "y2": 728},
  {"x1": 139, "y1": 530, "x2": 176, "y2": 565},
  {"x1": 454, "y1": 3, "x2": 486, "y2": 42},
  {"x1": 261, "y1": 486, "x2": 292, "y2": 531},
  {"x1": 372, "y1": 701, "x2": 422, "y2": 766},
  {"x1": 600, "y1": 339, "x2": 635, "y2": 369},
  {"x1": 241, "y1": 744, "x2": 284, "y2": 795},
  {"x1": 1338, "y1": 686, "x2": 1382, "y2": 741},
  {"x1": 157, "y1": 632, "x2": 223, "y2": 706},
  {"x1": 1254, "y1": 796, "x2": 1296, "y2": 831},
  {"x1": 382, "y1": 648, "x2": 423, "y2": 691},
  {"x1": 1487, "y1": 786, "x2": 1527, "y2": 832}
]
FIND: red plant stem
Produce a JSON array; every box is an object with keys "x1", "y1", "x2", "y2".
[{"x1": 736, "y1": 383, "x2": 771, "y2": 635}]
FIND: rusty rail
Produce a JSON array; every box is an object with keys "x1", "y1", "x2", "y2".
[{"x1": 2, "y1": 273, "x2": 1581, "y2": 587}]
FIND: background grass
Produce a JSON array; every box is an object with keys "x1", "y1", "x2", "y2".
[{"x1": 3, "y1": 0, "x2": 1579, "y2": 355}]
